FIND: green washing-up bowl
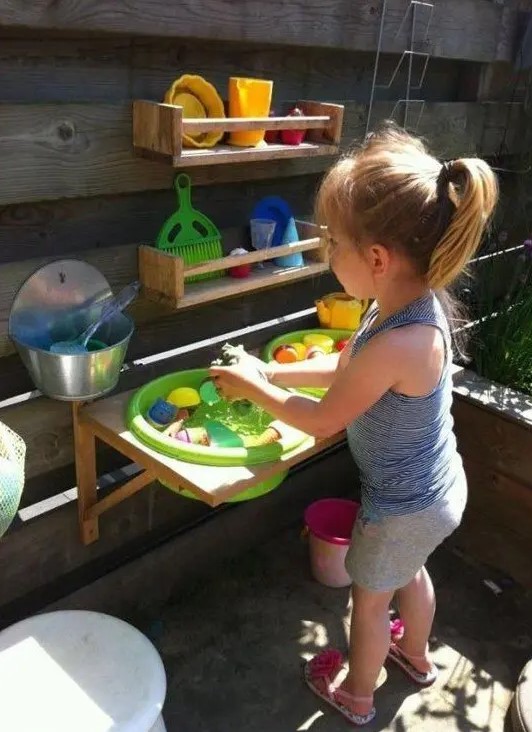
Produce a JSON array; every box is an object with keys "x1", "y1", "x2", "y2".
[
  {"x1": 162, "y1": 470, "x2": 288, "y2": 504},
  {"x1": 127, "y1": 368, "x2": 308, "y2": 467},
  {"x1": 261, "y1": 328, "x2": 353, "y2": 398}
]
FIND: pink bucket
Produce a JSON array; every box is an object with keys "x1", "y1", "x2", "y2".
[{"x1": 304, "y1": 498, "x2": 360, "y2": 588}]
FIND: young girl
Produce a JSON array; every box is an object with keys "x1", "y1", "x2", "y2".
[{"x1": 209, "y1": 125, "x2": 498, "y2": 726}]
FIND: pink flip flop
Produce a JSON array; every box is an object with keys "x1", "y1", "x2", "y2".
[
  {"x1": 387, "y1": 643, "x2": 438, "y2": 687},
  {"x1": 303, "y1": 649, "x2": 376, "y2": 726}
]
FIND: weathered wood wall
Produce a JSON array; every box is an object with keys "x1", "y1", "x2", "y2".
[{"x1": 0, "y1": 0, "x2": 528, "y2": 619}]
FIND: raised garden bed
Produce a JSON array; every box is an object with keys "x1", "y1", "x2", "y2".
[{"x1": 451, "y1": 367, "x2": 532, "y2": 588}]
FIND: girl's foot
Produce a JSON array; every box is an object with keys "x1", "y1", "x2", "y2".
[
  {"x1": 387, "y1": 642, "x2": 438, "y2": 686},
  {"x1": 304, "y1": 649, "x2": 376, "y2": 726}
]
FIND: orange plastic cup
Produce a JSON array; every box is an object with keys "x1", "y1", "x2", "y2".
[{"x1": 228, "y1": 77, "x2": 273, "y2": 147}]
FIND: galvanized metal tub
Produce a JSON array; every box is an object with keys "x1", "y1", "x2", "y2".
[{"x1": 9, "y1": 260, "x2": 134, "y2": 401}]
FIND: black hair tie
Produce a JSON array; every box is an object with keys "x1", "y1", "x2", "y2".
[{"x1": 436, "y1": 161, "x2": 454, "y2": 198}]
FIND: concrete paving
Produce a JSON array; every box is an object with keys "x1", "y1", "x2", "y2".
[{"x1": 149, "y1": 527, "x2": 532, "y2": 732}]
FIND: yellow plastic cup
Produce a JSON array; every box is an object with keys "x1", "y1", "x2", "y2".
[{"x1": 228, "y1": 77, "x2": 273, "y2": 147}]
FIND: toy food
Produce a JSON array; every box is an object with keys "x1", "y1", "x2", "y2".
[
  {"x1": 264, "y1": 110, "x2": 279, "y2": 143},
  {"x1": 175, "y1": 427, "x2": 210, "y2": 445},
  {"x1": 228, "y1": 247, "x2": 251, "y2": 279},
  {"x1": 204, "y1": 420, "x2": 244, "y2": 448},
  {"x1": 335, "y1": 338, "x2": 350, "y2": 352},
  {"x1": 303, "y1": 333, "x2": 334, "y2": 353},
  {"x1": 289, "y1": 342, "x2": 307, "y2": 360},
  {"x1": 243, "y1": 424, "x2": 281, "y2": 447},
  {"x1": 306, "y1": 345, "x2": 326, "y2": 359},
  {"x1": 167, "y1": 387, "x2": 201, "y2": 409},
  {"x1": 273, "y1": 344, "x2": 298, "y2": 363},
  {"x1": 199, "y1": 379, "x2": 221, "y2": 405},
  {"x1": 146, "y1": 398, "x2": 178, "y2": 430},
  {"x1": 281, "y1": 107, "x2": 306, "y2": 146}
]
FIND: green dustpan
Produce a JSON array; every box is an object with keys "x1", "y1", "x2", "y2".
[{"x1": 155, "y1": 173, "x2": 224, "y2": 283}]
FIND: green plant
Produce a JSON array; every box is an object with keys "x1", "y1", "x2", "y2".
[{"x1": 472, "y1": 242, "x2": 532, "y2": 395}]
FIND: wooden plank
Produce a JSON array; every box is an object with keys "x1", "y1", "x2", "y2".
[
  {"x1": 0, "y1": 0, "x2": 516, "y2": 63},
  {"x1": 452, "y1": 455, "x2": 532, "y2": 587},
  {"x1": 181, "y1": 115, "x2": 330, "y2": 134},
  {"x1": 453, "y1": 395, "x2": 532, "y2": 490},
  {"x1": 0, "y1": 176, "x2": 320, "y2": 264},
  {"x1": 0, "y1": 101, "x2": 526, "y2": 206},
  {"x1": 173, "y1": 262, "x2": 329, "y2": 309},
  {"x1": 160, "y1": 142, "x2": 338, "y2": 168},
  {"x1": 132, "y1": 99, "x2": 182, "y2": 158},
  {"x1": 0, "y1": 36, "x2": 460, "y2": 106}
]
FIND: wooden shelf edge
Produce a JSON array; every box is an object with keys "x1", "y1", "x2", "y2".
[
  {"x1": 139, "y1": 255, "x2": 329, "y2": 311},
  {"x1": 134, "y1": 141, "x2": 339, "y2": 167}
]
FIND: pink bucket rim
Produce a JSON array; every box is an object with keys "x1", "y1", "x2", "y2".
[{"x1": 304, "y1": 498, "x2": 360, "y2": 546}]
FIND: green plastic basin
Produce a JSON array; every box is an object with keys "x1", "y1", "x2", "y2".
[
  {"x1": 126, "y1": 368, "x2": 309, "y2": 467},
  {"x1": 261, "y1": 328, "x2": 353, "y2": 398}
]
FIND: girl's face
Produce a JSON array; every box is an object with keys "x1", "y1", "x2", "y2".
[{"x1": 327, "y1": 230, "x2": 383, "y2": 300}]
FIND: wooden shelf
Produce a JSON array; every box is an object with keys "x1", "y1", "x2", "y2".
[
  {"x1": 138, "y1": 220, "x2": 329, "y2": 310},
  {"x1": 132, "y1": 99, "x2": 344, "y2": 167}
]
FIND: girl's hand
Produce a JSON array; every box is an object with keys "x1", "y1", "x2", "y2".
[{"x1": 209, "y1": 362, "x2": 267, "y2": 401}]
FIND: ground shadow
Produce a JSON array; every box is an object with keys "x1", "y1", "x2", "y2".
[{"x1": 145, "y1": 524, "x2": 532, "y2": 732}]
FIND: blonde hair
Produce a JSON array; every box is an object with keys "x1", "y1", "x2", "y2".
[{"x1": 316, "y1": 123, "x2": 498, "y2": 290}]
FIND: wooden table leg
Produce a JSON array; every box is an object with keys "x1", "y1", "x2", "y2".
[{"x1": 72, "y1": 401, "x2": 99, "y2": 545}]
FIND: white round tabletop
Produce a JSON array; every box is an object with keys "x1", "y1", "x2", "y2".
[{"x1": 0, "y1": 610, "x2": 166, "y2": 732}]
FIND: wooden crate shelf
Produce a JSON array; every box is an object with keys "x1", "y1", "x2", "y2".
[
  {"x1": 139, "y1": 220, "x2": 329, "y2": 310},
  {"x1": 132, "y1": 99, "x2": 344, "y2": 166}
]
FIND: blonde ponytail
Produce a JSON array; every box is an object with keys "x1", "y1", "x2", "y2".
[{"x1": 428, "y1": 158, "x2": 498, "y2": 289}]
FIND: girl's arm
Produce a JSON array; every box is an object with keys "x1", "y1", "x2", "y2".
[
  {"x1": 266, "y1": 329, "x2": 359, "y2": 388},
  {"x1": 211, "y1": 332, "x2": 399, "y2": 438},
  {"x1": 266, "y1": 353, "x2": 340, "y2": 389}
]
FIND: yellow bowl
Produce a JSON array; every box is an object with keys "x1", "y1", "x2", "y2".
[{"x1": 164, "y1": 74, "x2": 225, "y2": 149}]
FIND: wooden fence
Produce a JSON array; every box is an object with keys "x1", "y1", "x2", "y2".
[{"x1": 0, "y1": 0, "x2": 529, "y2": 622}]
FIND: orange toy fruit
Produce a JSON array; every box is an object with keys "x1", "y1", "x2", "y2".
[{"x1": 273, "y1": 344, "x2": 298, "y2": 363}]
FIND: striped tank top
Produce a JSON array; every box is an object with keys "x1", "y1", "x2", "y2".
[{"x1": 346, "y1": 293, "x2": 462, "y2": 519}]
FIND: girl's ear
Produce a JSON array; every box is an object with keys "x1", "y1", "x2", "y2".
[{"x1": 367, "y1": 244, "x2": 390, "y2": 276}]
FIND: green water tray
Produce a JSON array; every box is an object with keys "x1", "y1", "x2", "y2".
[
  {"x1": 126, "y1": 368, "x2": 308, "y2": 467},
  {"x1": 261, "y1": 328, "x2": 353, "y2": 398}
]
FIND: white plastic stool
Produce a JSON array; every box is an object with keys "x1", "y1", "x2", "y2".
[{"x1": 0, "y1": 610, "x2": 167, "y2": 732}]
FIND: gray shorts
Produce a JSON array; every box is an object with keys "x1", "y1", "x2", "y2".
[{"x1": 345, "y1": 473, "x2": 467, "y2": 592}]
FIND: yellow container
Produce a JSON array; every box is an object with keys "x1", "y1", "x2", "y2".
[
  {"x1": 228, "y1": 77, "x2": 273, "y2": 147},
  {"x1": 316, "y1": 293, "x2": 370, "y2": 331}
]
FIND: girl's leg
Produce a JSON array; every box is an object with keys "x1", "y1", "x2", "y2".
[
  {"x1": 338, "y1": 583, "x2": 394, "y2": 715},
  {"x1": 394, "y1": 565, "x2": 435, "y2": 673}
]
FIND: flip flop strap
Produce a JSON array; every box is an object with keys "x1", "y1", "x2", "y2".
[
  {"x1": 393, "y1": 644, "x2": 427, "y2": 662},
  {"x1": 334, "y1": 687, "x2": 374, "y2": 704}
]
